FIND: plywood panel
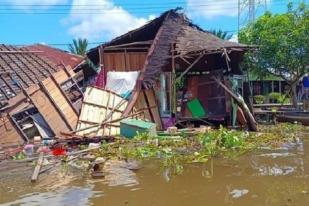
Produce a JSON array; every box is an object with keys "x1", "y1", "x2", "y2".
[{"x1": 77, "y1": 87, "x2": 129, "y2": 137}]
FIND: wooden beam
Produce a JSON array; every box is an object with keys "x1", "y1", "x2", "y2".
[
  {"x1": 212, "y1": 76, "x2": 257, "y2": 131},
  {"x1": 171, "y1": 43, "x2": 177, "y2": 115},
  {"x1": 9, "y1": 113, "x2": 29, "y2": 142},
  {"x1": 82, "y1": 101, "x2": 124, "y2": 113},
  {"x1": 179, "y1": 56, "x2": 191, "y2": 65},
  {"x1": 104, "y1": 47, "x2": 149, "y2": 51},
  {"x1": 37, "y1": 81, "x2": 73, "y2": 131},
  {"x1": 122, "y1": 25, "x2": 164, "y2": 117},
  {"x1": 60, "y1": 62, "x2": 84, "y2": 98},
  {"x1": 176, "y1": 53, "x2": 204, "y2": 81},
  {"x1": 31, "y1": 152, "x2": 44, "y2": 182},
  {"x1": 104, "y1": 40, "x2": 153, "y2": 49},
  {"x1": 47, "y1": 71, "x2": 79, "y2": 116}
]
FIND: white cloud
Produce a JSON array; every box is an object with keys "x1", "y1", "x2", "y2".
[
  {"x1": 65, "y1": 0, "x2": 154, "y2": 41},
  {"x1": 186, "y1": 0, "x2": 239, "y2": 19}
]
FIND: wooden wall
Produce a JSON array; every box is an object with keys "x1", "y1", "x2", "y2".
[
  {"x1": 103, "y1": 52, "x2": 147, "y2": 71},
  {"x1": 0, "y1": 115, "x2": 24, "y2": 147},
  {"x1": 133, "y1": 89, "x2": 163, "y2": 130},
  {"x1": 0, "y1": 69, "x2": 79, "y2": 146}
]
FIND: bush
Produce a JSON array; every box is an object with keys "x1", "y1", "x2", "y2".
[
  {"x1": 254, "y1": 95, "x2": 265, "y2": 104},
  {"x1": 269, "y1": 92, "x2": 281, "y2": 101},
  {"x1": 268, "y1": 92, "x2": 290, "y2": 104}
]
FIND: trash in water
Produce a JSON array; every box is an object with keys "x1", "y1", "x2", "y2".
[{"x1": 230, "y1": 189, "x2": 249, "y2": 198}]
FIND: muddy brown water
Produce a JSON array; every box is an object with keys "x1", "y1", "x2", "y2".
[{"x1": 0, "y1": 139, "x2": 308, "y2": 206}]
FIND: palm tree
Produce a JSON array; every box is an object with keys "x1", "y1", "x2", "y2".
[
  {"x1": 68, "y1": 38, "x2": 88, "y2": 56},
  {"x1": 209, "y1": 29, "x2": 233, "y2": 40}
]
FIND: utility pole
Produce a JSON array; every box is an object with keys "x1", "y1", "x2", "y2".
[
  {"x1": 248, "y1": 0, "x2": 255, "y2": 23},
  {"x1": 238, "y1": 0, "x2": 267, "y2": 32}
]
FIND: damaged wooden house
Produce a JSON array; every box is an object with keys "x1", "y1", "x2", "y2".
[
  {"x1": 85, "y1": 9, "x2": 252, "y2": 135},
  {"x1": 0, "y1": 44, "x2": 89, "y2": 147}
]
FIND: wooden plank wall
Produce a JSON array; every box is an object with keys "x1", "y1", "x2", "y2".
[
  {"x1": 76, "y1": 87, "x2": 129, "y2": 137},
  {"x1": 31, "y1": 70, "x2": 78, "y2": 135},
  {"x1": 30, "y1": 89, "x2": 71, "y2": 134},
  {"x1": 42, "y1": 76, "x2": 77, "y2": 129},
  {"x1": 0, "y1": 69, "x2": 79, "y2": 146},
  {"x1": 103, "y1": 52, "x2": 147, "y2": 71},
  {"x1": 0, "y1": 115, "x2": 24, "y2": 147}
]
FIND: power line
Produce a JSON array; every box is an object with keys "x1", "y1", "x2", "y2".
[{"x1": 0, "y1": 2, "x2": 288, "y2": 15}]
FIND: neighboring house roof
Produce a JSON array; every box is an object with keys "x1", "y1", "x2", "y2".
[
  {"x1": 249, "y1": 72, "x2": 284, "y2": 81},
  {"x1": 0, "y1": 44, "x2": 61, "y2": 103},
  {"x1": 25, "y1": 44, "x2": 84, "y2": 70}
]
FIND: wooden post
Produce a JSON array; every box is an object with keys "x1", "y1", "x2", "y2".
[{"x1": 171, "y1": 43, "x2": 177, "y2": 115}]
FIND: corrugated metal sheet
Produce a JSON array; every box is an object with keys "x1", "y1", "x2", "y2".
[{"x1": 76, "y1": 87, "x2": 129, "y2": 136}]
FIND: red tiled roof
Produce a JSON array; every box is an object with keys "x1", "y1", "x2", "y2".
[{"x1": 25, "y1": 44, "x2": 84, "y2": 70}]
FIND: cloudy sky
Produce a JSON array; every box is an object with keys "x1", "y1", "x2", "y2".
[{"x1": 0, "y1": 0, "x2": 301, "y2": 50}]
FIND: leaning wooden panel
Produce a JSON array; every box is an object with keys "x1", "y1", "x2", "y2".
[
  {"x1": 143, "y1": 89, "x2": 163, "y2": 130},
  {"x1": 42, "y1": 77, "x2": 78, "y2": 129},
  {"x1": 30, "y1": 89, "x2": 70, "y2": 135},
  {"x1": 76, "y1": 87, "x2": 129, "y2": 137},
  {"x1": 52, "y1": 69, "x2": 71, "y2": 84},
  {"x1": 0, "y1": 116, "x2": 24, "y2": 147}
]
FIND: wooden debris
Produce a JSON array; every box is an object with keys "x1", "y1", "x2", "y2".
[
  {"x1": 31, "y1": 152, "x2": 44, "y2": 182},
  {"x1": 212, "y1": 76, "x2": 258, "y2": 131}
]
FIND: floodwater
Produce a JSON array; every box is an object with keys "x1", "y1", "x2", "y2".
[{"x1": 0, "y1": 139, "x2": 308, "y2": 206}]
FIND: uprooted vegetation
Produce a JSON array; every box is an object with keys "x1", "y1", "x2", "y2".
[
  {"x1": 6, "y1": 123, "x2": 308, "y2": 180},
  {"x1": 85, "y1": 123, "x2": 309, "y2": 175}
]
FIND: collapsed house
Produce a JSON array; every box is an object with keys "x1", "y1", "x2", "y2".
[
  {"x1": 0, "y1": 44, "x2": 87, "y2": 147},
  {"x1": 1, "y1": 9, "x2": 254, "y2": 147},
  {"x1": 87, "y1": 9, "x2": 252, "y2": 132}
]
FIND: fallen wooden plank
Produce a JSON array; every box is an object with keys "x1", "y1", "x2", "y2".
[
  {"x1": 31, "y1": 152, "x2": 44, "y2": 183},
  {"x1": 212, "y1": 76, "x2": 258, "y2": 132}
]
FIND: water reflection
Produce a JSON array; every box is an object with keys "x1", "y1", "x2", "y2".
[{"x1": 250, "y1": 138, "x2": 305, "y2": 176}]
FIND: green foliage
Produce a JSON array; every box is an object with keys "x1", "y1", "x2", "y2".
[
  {"x1": 12, "y1": 152, "x2": 25, "y2": 160},
  {"x1": 268, "y1": 92, "x2": 290, "y2": 104},
  {"x1": 175, "y1": 76, "x2": 185, "y2": 90},
  {"x1": 93, "y1": 123, "x2": 308, "y2": 177},
  {"x1": 209, "y1": 29, "x2": 233, "y2": 40},
  {"x1": 269, "y1": 92, "x2": 281, "y2": 101},
  {"x1": 254, "y1": 95, "x2": 265, "y2": 104},
  {"x1": 68, "y1": 38, "x2": 88, "y2": 56},
  {"x1": 239, "y1": 3, "x2": 309, "y2": 105}
]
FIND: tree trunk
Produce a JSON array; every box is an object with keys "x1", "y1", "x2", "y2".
[{"x1": 291, "y1": 83, "x2": 298, "y2": 108}]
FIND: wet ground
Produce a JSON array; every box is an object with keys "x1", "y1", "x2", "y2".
[{"x1": 0, "y1": 139, "x2": 308, "y2": 206}]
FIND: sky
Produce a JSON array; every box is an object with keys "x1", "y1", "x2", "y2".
[{"x1": 0, "y1": 0, "x2": 306, "y2": 50}]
